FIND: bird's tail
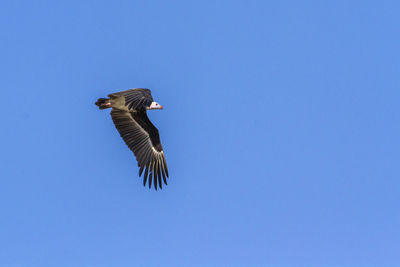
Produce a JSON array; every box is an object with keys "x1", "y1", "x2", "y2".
[{"x1": 95, "y1": 98, "x2": 112, "y2": 109}]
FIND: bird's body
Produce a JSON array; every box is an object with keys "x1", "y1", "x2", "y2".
[{"x1": 95, "y1": 88, "x2": 168, "y2": 190}]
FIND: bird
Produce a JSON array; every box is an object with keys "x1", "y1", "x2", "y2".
[{"x1": 95, "y1": 88, "x2": 169, "y2": 190}]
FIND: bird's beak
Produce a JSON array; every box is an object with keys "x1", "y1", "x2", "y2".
[{"x1": 160, "y1": 105, "x2": 163, "y2": 110}]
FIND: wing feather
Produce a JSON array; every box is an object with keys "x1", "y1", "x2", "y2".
[
  {"x1": 159, "y1": 154, "x2": 167, "y2": 185},
  {"x1": 157, "y1": 156, "x2": 162, "y2": 189},
  {"x1": 143, "y1": 164, "x2": 149, "y2": 186},
  {"x1": 154, "y1": 159, "x2": 159, "y2": 190}
]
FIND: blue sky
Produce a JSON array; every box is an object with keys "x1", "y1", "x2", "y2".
[{"x1": 1, "y1": 0, "x2": 399, "y2": 266}]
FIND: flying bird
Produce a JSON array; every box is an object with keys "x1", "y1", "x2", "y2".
[{"x1": 95, "y1": 88, "x2": 168, "y2": 190}]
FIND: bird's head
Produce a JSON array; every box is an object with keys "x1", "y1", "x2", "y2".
[{"x1": 148, "y1": 101, "x2": 163, "y2": 110}]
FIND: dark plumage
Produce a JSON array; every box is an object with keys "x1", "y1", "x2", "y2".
[{"x1": 95, "y1": 88, "x2": 168, "y2": 190}]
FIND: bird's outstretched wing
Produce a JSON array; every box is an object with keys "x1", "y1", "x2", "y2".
[
  {"x1": 109, "y1": 88, "x2": 153, "y2": 111},
  {"x1": 110, "y1": 109, "x2": 169, "y2": 189}
]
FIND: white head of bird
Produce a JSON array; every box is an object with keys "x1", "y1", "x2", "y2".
[{"x1": 148, "y1": 101, "x2": 163, "y2": 110}]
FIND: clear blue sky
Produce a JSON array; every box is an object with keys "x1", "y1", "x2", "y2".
[{"x1": 1, "y1": 0, "x2": 399, "y2": 266}]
